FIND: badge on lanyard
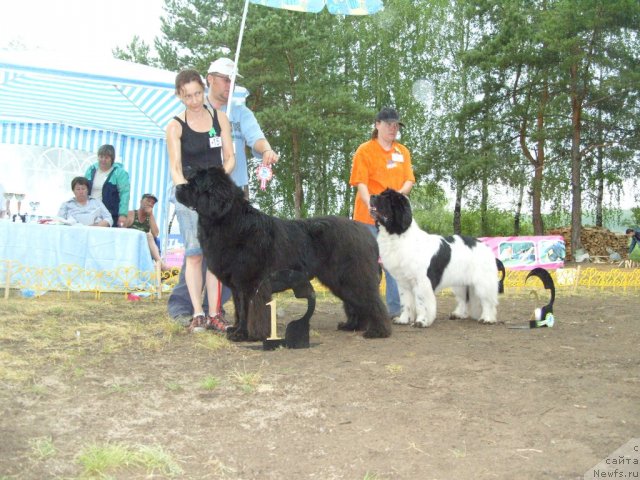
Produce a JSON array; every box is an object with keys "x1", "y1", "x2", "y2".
[
  {"x1": 391, "y1": 147, "x2": 404, "y2": 163},
  {"x1": 209, "y1": 127, "x2": 222, "y2": 148}
]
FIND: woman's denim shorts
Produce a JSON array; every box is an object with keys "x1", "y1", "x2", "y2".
[{"x1": 171, "y1": 188, "x2": 202, "y2": 257}]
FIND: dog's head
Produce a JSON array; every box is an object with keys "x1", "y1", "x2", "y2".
[
  {"x1": 369, "y1": 189, "x2": 413, "y2": 235},
  {"x1": 175, "y1": 167, "x2": 243, "y2": 221}
]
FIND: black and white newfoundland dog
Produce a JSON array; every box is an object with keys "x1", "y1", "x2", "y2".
[
  {"x1": 369, "y1": 189, "x2": 505, "y2": 327},
  {"x1": 175, "y1": 167, "x2": 391, "y2": 342}
]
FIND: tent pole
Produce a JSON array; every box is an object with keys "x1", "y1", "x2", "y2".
[{"x1": 227, "y1": 0, "x2": 250, "y2": 118}]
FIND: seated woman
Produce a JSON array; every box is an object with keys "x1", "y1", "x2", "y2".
[
  {"x1": 126, "y1": 193, "x2": 169, "y2": 271},
  {"x1": 57, "y1": 177, "x2": 112, "y2": 226}
]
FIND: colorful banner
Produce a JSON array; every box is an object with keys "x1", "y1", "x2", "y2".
[
  {"x1": 164, "y1": 233, "x2": 185, "y2": 268},
  {"x1": 480, "y1": 235, "x2": 566, "y2": 271}
]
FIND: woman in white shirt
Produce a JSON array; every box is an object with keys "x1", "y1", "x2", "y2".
[{"x1": 57, "y1": 176, "x2": 112, "y2": 227}]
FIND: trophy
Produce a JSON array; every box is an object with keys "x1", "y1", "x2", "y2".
[
  {"x1": 29, "y1": 201, "x2": 40, "y2": 222},
  {"x1": 3, "y1": 192, "x2": 14, "y2": 219},
  {"x1": 13, "y1": 194, "x2": 26, "y2": 222},
  {"x1": 14, "y1": 193, "x2": 25, "y2": 213}
]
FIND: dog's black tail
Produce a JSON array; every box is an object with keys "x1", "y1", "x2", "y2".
[{"x1": 496, "y1": 259, "x2": 506, "y2": 294}]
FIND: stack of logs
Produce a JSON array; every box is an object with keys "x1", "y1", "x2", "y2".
[{"x1": 546, "y1": 226, "x2": 629, "y2": 261}]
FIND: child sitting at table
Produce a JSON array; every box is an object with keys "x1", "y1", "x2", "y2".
[
  {"x1": 125, "y1": 193, "x2": 169, "y2": 271},
  {"x1": 57, "y1": 177, "x2": 112, "y2": 226}
]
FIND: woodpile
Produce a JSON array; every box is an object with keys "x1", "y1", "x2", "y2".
[{"x1": 546, "y1": 226, "x2": 629, "y2": 261}]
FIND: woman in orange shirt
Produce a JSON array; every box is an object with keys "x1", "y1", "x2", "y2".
[{"x1": 349, "y1": 107, "x2": 415, "y2": 319}]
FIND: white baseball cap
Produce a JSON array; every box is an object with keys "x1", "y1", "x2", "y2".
[{"x1": 208, "y1": 57, "x2": 242, "y2": 78}]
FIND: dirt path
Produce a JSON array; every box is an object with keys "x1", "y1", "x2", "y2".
[{"x1": 1, "y1": 291, "x2": 639, "y2": 479}]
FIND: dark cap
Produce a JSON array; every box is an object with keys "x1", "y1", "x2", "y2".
[
  {"x1": 141, "y1": 193, "x2": 158, "y2": 203},
  {"x1": 375, "y1": 107, "x2": 404, "y2": 127}
]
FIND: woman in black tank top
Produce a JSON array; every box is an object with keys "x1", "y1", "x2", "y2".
[{"x1": 166, "y1": 69, "x2": 236, "y2": 332}]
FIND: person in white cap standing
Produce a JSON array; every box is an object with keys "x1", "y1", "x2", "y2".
[
  {"x1": 205, "y1": 57, "x2": 279, "y2": 195},
  {"x1": 167, "y1": 57, "x2": 280, "y2": 325}
]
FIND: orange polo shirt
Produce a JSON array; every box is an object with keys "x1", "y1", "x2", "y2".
[{"x1": 349, "y1": 139, "x2": 415, "y2": 225}]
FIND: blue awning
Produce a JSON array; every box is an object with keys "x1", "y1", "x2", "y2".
[
  {"x1": 0, "y1": 49, "x2": 250, "y2": 242},
  {"x1": 0, "y1": 49, "x2": 183, "y2": 140},
  {"x1": 0, "y1": 50, "x2": 185, "y2": 240}
]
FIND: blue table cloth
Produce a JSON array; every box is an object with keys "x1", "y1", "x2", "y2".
[{"x1": 0, "y1": 221, "x2": 155, "y2": 292}]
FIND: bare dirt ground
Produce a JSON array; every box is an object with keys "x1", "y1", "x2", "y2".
[{"x1": 1, "y1": 282, "x2": 639, "y2": 479}]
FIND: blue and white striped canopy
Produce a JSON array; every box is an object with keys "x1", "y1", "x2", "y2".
[
  {"x1": 0, "y1": 49, "x2": 187, "y2": 239},
  {"x1": 0, "y1": 49, "x2": 183, "y2": 140},
  {"x1": 0, "y1": 50, "x2": 252, "y2": 242}
]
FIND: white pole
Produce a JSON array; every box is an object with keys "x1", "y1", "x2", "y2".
[{"x1": 227, "y1": 0, "x2": 251, "y2": 118}]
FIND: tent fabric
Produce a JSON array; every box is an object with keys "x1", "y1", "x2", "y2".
[
  {"x1": 0, "y1": 120, "x2": 171, "y2": 238},
  {"x1": 0, "y1": 50, "x2": 249, "y2": 241},
  {"x1": 0, "y1": 122, "x2": 123, "y2": 152},
  {"x1": 0, "y1": 122, "x2": 170, "y2": 213},
  {"x1": 0, "y1": 50, "x2": 182, "y2": 140},
  {"x1": 0, "y1": 122, "x2": 169, "y2": 207},
  {"x1": 0, "y1": 76, "x2": 181, "y2": 140},
  {"x1": 0, "y1": 50, "x2": 183, "y2": 238}
]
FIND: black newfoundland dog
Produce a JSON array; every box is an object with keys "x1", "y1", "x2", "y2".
[{"x1": 175, "y1": 167, "x2": 391, "y2": 342}]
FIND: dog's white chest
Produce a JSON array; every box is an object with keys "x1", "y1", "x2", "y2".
[{"x1": 377, "y1": 222, "x2": 430, "y2": 279}]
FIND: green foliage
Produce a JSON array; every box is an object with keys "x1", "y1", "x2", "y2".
[
  {"x1": 462, "y1": 207, "x2": 534, "y2": 237},
  {"x1": 126, "y1": 0, "x2": 639, "y2": 227},
  {"x1": 199, "y1": 375, "x2": 220, "y2": 390},
  {"x1": 415, "y1": 205, "x2": 534, "y2": 237},
  {"x1": 411, "y1": 181, "x2": 454, "y2": 234},
  {"x1": 413, "y1": 207, "x2": 453, "y2": 236},
  {"x1": 112, "y1": 36, "x2": 157, "y2": 66},
  {"x1": 76, "y1": 442, "x2": 183, "y2": 478},
  {"x1": 410, "y1": 181, "x2": 535, "y2": 236},
  {"x1": 28, "y1": 436, "x2": 56, "y2": 460},
  {"x1": 463, "y1": 0, "x2": 640, "y2": 237},
  {"x1": 543, "y1": 209, "x2": 572, "y2": 232}
]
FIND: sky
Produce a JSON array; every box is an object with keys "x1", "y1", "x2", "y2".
[{"x1": 0, "y1": 0, "x2": 166, "y2": 57}]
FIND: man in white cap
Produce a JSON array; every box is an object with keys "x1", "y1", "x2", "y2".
[
  {"x1": 205, "y1": 57, "x2": 279, "y2": 195},
  {"x1": 168, "y1": 57, "x2": 279, "y2": 324}
]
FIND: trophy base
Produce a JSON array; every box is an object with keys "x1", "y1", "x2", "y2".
[
  {"x1": 263, "y1": 338, "x2": 286, "y2": 350},
  {"x1": 262, "y1": 316, "x2": 310, "y2": 350}
]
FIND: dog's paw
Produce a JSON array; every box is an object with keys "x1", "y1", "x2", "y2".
[
  {"x1": 478, "y1": 318, "x2": 497, "y2": 325},
  {"x1": 227, "y1": 328, "x2": 249, "y2": 342},
  {"x1": 414, "y1": 316, "x2": 434, "y2": 328},
  {"x1": 363, "y1": 327, "x2": 391, "y2": 339},
  {"x1": 337, "y1": 321, "x2": 360, "y2": 331},
  {"x1": 449, "y1": 312, "x2": 466, "y2": 320},
  {"x1": 393, "y1": 315, "x2": 410, "y2": 325}
]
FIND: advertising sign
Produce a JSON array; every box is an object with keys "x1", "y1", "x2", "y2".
[{"x1": 480, "y1": 235, "x2": 566, "y2": 271}]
